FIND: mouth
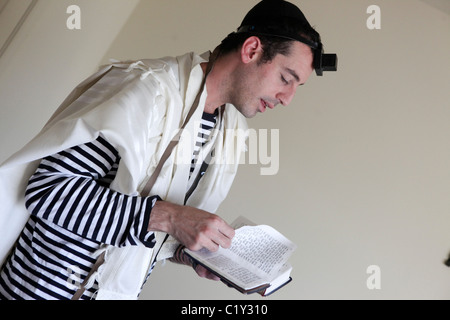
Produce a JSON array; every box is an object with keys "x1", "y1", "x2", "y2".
[{"x1": 260, "y1": 99, "x2": 274, "y2": 113}]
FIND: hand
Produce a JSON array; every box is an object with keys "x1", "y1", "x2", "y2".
[
  {"x1": 193, "y1": 264, "x2": 221, "y2": 281},
  {"x1": 148, "y1": 200, "x2": 235, "y2": 252},
  {"x1": 170, "y1": 245, "x2": 221, "y2": 281}
]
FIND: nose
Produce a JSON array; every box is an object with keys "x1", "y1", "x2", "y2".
[{"x1": 277, "y1": 85, "x2": 297, "y2": 106}]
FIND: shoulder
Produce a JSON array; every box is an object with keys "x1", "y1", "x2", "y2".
[{"x1": 141, "y1": 52, "x2": 208, "y2": 90}]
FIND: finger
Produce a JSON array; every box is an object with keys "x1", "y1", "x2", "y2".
[
  {"x1": 211, "y1": 231, "x2": 233, "y2": 249},
  {"x1": 195, "y1": 265, "x2": 220, "y2": 281},
  {"x1": 204, "y1": 239, "x2": 220, "y2": 253},
  {"x1": 218, "y1": 221, "x2": 235, "y2": 240},
  {"x1": 201, "y1": 218, "x2": 234, "y2": 250}
]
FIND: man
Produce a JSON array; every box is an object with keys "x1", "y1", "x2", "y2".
[{"x1": 0, "y1": 0, "x2": 336, "y2": 299}]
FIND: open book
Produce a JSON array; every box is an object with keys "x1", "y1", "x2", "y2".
[{"x1": 184, "y1": 216, "x2": 296, "y2": 296}]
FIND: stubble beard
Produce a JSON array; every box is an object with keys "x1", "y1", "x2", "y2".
[{"x1": 226, "y1": 67, "x2": 259, "y2": 119}]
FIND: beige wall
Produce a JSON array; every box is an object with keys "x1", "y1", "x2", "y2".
[
  {"x1": 1, "y1": 0, "x2": 449, "y2": 299},
  {"x1": 0, "y1": 0, "x2": 139, "y2": 162}
]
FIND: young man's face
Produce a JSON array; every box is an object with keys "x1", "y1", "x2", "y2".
[{"x1": 230, "y1": 39, "x2": 314, "y2": 118}]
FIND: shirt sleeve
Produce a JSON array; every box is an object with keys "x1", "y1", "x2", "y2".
[{"x1": 24, "y1": 135, "x2": 159, "y2": 248}]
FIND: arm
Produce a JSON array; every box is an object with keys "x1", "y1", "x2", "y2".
[
  {"x1": 24, "y1": 136, "x2": 158, "y2": 248},
  {"x1": 25, "y1": 135, "x2": 234, "y2": 254}
]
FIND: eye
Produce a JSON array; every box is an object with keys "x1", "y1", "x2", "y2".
[{"x1": 281, "y1": 75, "x2": 289, "y2": 85}]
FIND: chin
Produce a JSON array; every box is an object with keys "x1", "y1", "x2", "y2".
[
  {"x1": 233, "y1": 104, "x2": 257, "y2": 119},
  {"x1": 242, "y1": 109, "x2": 258, "y2": 119}
]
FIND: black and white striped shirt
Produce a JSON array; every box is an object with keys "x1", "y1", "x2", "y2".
[
  {"x1": 189, "y1": 111, "x2": 217, "y2": 179},
  {"x1": 0, "y1": 112, "x2": 217, "y2": 300}
]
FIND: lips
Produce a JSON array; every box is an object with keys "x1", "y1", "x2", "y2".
[
  {"x1": 260, "y1": 99, "x2": 268, "y2": 112},
  {"x1": 260, "y1": 99, "x2": 275, "y2": 112}
]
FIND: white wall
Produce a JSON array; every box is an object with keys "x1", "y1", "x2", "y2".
[{"x1": 1, "y1": 0, "x2": 449, "y2": 300}]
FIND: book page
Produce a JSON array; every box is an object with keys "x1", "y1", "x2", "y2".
[
  {"x1": 229, "y1": 225, "x2": 296, "y2": 277},
  {"x1": 262, "y1": 263, "x2": 292, "y2": 296},
  {"x1": 185, "y1": 223, "x2": 296, "y2": 290},
  {"x1": 200, "y1": 254, "x2": 265, "y2": 287}
]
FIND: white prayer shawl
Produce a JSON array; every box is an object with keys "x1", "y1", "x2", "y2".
[{"x1": 0, "y1": 52, "x2": 248, "y2": 299}]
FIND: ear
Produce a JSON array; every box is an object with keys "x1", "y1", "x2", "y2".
[{"x1": 240, "y1": 36, "x2": 263, "y2": 64}]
